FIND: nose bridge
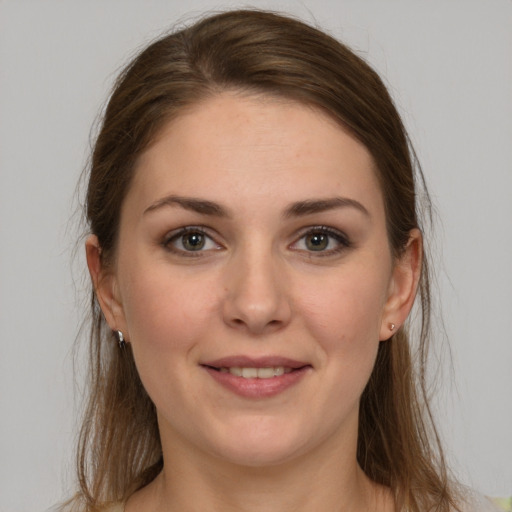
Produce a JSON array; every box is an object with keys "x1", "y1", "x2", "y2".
[{"x1": 223, "y1": 237, "x2": 291, "y2": 334}]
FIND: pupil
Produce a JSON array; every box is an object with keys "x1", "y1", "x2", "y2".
[
  {"x1": 307, "y1": 233, "x2": 328, "y2": 251},
  {"x1": 183, "y1": 233, "x2": 205, "y2": 250}
]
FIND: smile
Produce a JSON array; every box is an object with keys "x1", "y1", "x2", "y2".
[
  {"x1": 216, "y1": 366, "x2": 293, "y2": 378},
  {"x1": 201, "y1": 357, "x2": 311, "y2": 398}
]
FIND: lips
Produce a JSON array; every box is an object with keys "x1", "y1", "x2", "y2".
[
  {"x1": 201, "y1": 356, "x2": 311, "y2": 398},
  {"x1": 218, "y1": 366, "x2": 293, "y2": 379},
  {"x1": 202, "y1": 356, "x2": 309, "y2": 370}
]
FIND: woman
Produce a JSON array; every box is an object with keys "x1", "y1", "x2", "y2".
[{"x1": 66, "y1": 9, "x2": 498, "y2": 512}]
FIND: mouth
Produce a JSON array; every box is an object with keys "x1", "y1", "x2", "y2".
[
  {"x1": 204, "y1": 365, "x2": 296, "y2": 379},
  {"x1": 200, "y1": 356, "x2": 311, "y2": 398}
]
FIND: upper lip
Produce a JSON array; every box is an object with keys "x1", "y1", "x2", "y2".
[{"x1": 201, "y1": 356, "x2": 310, "y2": 369}]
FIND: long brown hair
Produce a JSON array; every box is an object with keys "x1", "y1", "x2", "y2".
[{"x1": 71, "y1": 9, "x2": 460, "y2": 511}]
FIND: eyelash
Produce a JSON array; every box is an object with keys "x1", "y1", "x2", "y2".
[
  {"x1": 290, "y1": 225, "x2": 351, "y2": 257},
  {"x1": 162, "y1": 226, "x2": 221, "y2": 256},
  {"x1": 161, "y1": 225, "x2": 351, "y2": 257}
]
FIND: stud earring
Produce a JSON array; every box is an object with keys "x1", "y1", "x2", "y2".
[
  {"x1": 116, "y1": 330, "x2": 126, "y2": 349},
  {"x1": 389, "y1": 323, "x2": 396, "y2": 332}
]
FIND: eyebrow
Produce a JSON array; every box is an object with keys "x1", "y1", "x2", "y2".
[
  {"x1": 143, "y1": 194, "x2": 369, "y2": 219},
  {"x1": 283, "y1": 197, "x2": 370, "y2": 218},
  {"x1": 144, "y1": 195, "x2": 230, "y2": 217}
]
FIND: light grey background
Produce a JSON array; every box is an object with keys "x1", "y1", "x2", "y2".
[{"x1": 1, "y1": 1, "x2": 511, "y2": 510}]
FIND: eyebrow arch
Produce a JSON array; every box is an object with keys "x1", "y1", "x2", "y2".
[
  {"x1": 144, "y1": 195, "x2": 230, "y2": 217},
  {"x1": 144, "y1": 195, "x2": 369, "y2": 219},
  {"x1": 284, "y1": 197, "x2": 370, "y2": 218}
]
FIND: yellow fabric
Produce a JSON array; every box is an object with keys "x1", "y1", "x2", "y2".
[{"x1": 490, "y1": 497, "x2": 512, "y2": 512}]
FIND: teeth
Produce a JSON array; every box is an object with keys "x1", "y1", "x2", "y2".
[
  {"x1": 255, "y1": 367, "x2": 274, "y2": 379},
  {"x1": 222, "y1": 366, "x2": 293, "y2": 379},
  {"x1": 230, "y1": 367, "x2": 243, "y2": 377}
]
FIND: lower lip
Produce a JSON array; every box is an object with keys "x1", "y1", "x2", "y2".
[{"x1": 202, "y1": 366, "x2": 311, "y2": 398}]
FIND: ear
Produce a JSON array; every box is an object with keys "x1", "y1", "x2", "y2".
[
  {"x1": 379, "y1": 229, "x2": 422, "y2": 341},
  {"x1": 85, "y1": 235, "x2": 127, "y2": 335}
]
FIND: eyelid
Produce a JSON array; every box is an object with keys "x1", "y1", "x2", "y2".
[
  {"x1": 160, "y1": 224, "x2": 351, "y2": 258},
  {"x1": 162, "y1": 225, "x2": 223, "y2": 255},
  {"x1": 290, "y1": 225, "x2": 351, "y2": 255}
]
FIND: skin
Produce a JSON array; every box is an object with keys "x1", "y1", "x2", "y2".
[{"x1": 87, "y1": 93, "x2": 421, "y2": 512}]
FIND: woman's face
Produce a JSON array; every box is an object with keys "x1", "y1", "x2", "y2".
[{"x1": 92, "y1": 93, "x2": 418, "y2": 467}]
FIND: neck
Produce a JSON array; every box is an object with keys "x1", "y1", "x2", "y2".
[{"x1": 126, "y1": 426, "x2": 392, "y2": 512}]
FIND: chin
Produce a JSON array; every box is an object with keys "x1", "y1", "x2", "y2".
[
  {"x1": 214, "y1": 443, "x2": 304, "y2": 469},
  {"x1": 205, "y1": 420, "x2": 313, "y2": 468}
]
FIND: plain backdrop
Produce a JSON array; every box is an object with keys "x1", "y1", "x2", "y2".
[{"x1": 1, "y1": 1, "x2": 511, "y2": 510}]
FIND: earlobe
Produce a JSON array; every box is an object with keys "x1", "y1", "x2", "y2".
[
  {"x1": 85, "y1": 235, "x2": 126, "y2": 333},
  {"x1": 379, "y1": 229, "x2": 422, "y2": 341}
]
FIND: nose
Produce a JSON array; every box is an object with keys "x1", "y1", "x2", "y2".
[{"x1": 222, "y1": 245, "x2": 292, "y2": 335}]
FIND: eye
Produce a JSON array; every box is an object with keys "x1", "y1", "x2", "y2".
[
  {"x1": 304, "y1": 232, "x2": 330, "y2": 251},
  {"x1": 291, "y1": 226, "x2": 350, "y2": 255},
  {"x1": 163, "y1": 227, "x2": 221, "y2": 254}
]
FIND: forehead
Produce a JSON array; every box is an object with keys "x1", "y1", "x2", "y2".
[{"x1": 128, "y1": 93, "x2": 384, "y2": 217}]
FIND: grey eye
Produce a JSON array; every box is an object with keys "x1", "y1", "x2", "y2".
[
  {"x1": 181, "y1": 232, "x2": 206, "y2": 251},
  {"x1": 305, "y1": 233, "x2": 329, "y2": 251},
  {"x1": 291, "y1": 227, "x2": 350, "y2": 255},
  {"x1": 164, "y1": 228, "x2": 220, "y2": 254}
]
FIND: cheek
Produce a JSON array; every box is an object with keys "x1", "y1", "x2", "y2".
[
  {"x1": 119, "y1": 269, "x2": 220, "y2": 411},
  {"x1": 296, "y1": 262, "x2": 389, "y2": 386},
  {"x1": 299, "y1": 267, "x2": 388, "y2": 342},
  {"x1": 298, "y1": 268, "x2": 388, "y2": 416},
  {"x1": 120, "y1": 264, "x2": 219, "y2": 355}
]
